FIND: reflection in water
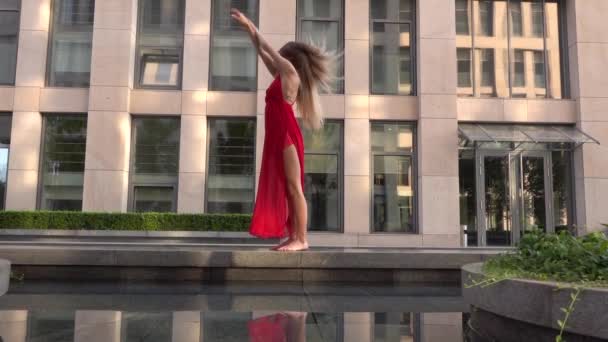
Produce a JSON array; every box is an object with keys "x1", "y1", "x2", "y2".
[{"x1": 0, "y1": 282, "x2": 468, "y2": 342}]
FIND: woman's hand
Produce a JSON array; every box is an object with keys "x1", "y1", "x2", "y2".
[{"x1": 230, "y1": 8, "x2": 254, "y2": 33}]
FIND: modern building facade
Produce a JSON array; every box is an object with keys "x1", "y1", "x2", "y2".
[{"x1": 0, "y1": 0, "x2": 606, "y2": 247}]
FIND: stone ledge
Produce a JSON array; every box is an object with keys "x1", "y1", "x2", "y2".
[
  {"x1": 0, "y1": 243, "x2": 505, "y2": 269},
  {"x1": 0, "y1": 259, "x2": 9, "y2": 296},
  {"x1": 462, "y1": 263, "x2": 608, "y2": 340}
]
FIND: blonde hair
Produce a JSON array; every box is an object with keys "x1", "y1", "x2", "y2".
[{"x1": 279, "y1": 41, "x2": 337, "y2": 131}]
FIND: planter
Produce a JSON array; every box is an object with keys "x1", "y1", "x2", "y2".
[{"x1": 462, "y1": 262, "x2": 608, "y2": 340}]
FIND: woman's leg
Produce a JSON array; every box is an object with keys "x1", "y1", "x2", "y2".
[
  {"x1": 278, "y1": 145, "x2": 308, "y2": 251},
  {"x1": 271, "y1": 206, "x2": 295, "y2": 250}
]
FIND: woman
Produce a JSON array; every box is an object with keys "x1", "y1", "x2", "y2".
[{"x1": 231, "y1": 8, "x2": 331, "y2": 251}]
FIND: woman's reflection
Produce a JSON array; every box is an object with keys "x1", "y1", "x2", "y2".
[{"x1": 248, "y1": 312, "x2": 307, "y2": 342}]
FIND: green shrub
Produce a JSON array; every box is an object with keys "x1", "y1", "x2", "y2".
[
  {"x1": 0, "y1": 211, "x2": 251, "y2": 232},
  {"x1": 484, "y1": 230, "x2": 608, "y2": 286}
]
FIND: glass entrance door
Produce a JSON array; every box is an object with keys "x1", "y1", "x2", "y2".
[
  {"x1": 477, "y1": 153, "x2": 512, "y2": 246},
  {"x1": 514, "y1": 151, "x2": 553, "y2": 242},
  {"x1": 476, "y1": 150, "x2": 554, "y2": 246}
]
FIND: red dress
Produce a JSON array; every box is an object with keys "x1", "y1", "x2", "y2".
[{"x1": 249, "y1": 76, "x2": 305, "y2": 239}]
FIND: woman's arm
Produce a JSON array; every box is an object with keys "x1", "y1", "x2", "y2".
[{"x1": 231, "y1": 8, "x2": 296, "y2": 77}]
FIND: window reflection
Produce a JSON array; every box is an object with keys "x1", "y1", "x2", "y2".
[
  {"x1": 302, "y1": 121, "x2": 342, "y2": 232},
  {"x1": 0, "y1": 1, "x2": 20, "y2": 85},
  {"x1": 206, "y1": 119, "x2": 256, "y2": 214},
  {"x1": 39, "y1": 115, "x2": 87, "y2": 211}
]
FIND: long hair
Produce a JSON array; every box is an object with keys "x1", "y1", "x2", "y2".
[{"x1": 279, "y1": 41, "x2": 335, "y2": 131}]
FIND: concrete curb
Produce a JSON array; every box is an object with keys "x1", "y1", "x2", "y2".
[
  {"x1": 462, "y1": 262, "x2": 608, "y2": 340},
  {"x1": 0, "y1": 258, "x2": 10, "y2": 296}
]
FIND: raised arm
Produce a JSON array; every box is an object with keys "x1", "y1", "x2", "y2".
[{"x1": 231, "y1": 8, "x2": 296, "y2": 78}]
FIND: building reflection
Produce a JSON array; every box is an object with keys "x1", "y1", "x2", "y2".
[
  {"x1": 456, "y1": 0, "x2": 564, "y2": 99},
  {"x1": 0, "y1": 310, "x2": 463, "y2": 342}
]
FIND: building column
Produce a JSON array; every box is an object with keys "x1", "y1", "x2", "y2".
[
  {"x1": 74, "y1": 311, "x2": 122, "y2": 342},
  {"x1": 417, "y1": 0, "x2": 460, "y2": 246},
  {"x1": 0, "y1": 310, "x2": 28, "y2": 342},
  {"x1": 82, "y1": 0, "x2": 138, "y2": 212},
  {"x1": 5, "y1": 0, "x2": 50, "y2": 210},
  {"x1": 172, "y1": 311, "x2": 201, "y2": 342},
  {"x1": 178, "y1": 0, "x2": 211, "y2": 213},
  {"x1": 568, "y1": 0, "x2": 608, "y2": 233},
  {"x1": 255, "y1": 0, "x2": 297, "y2": 191},
  {"x1": 343, "y1": 312, "x2": 372, "y2": 342},
  {"x1": 343, "y1": 0, "x2": 371, "y2": 236}
]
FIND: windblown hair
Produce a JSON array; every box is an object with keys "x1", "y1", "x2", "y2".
[{"x1": 279, "y1": 41, "x2": 336, "y2": 131}]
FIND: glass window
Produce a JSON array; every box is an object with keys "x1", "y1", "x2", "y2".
[
  {"x1": 130, "y1": 117, "x2": 180, "y2": 212},
  {"x1": 510, "y1": 1, "x2": 522, "y2": 36},
  {"x1": 513, "y1": 49, "x2": 525, "y2": 87},
  {"x1": 210, "y1": 0, "x2": 258, "y2": 91},
  {"x1": 206, "y1": 118, "x2": 256, "y2": 213},
  {"x1": 478, "y1": 48, "x2": 495, "y2": 89},
  {"x1": 47, "y1": 0, "x2": 94, "y2": 87},
  {"x1": 298, "y1": 0, "x2": 344, "y2": 93},
  {"x1": 0, "y1": 1, "x2": 20, "y2": 85},
  {"x1": 455, "y1": 0, "x2": 470, "y2": 35},
  {"x1": 39, "y1": 115, "x2": 87, "y2": 211},
  {"x1": 121, "y1": 312, "x2": 173, "y2": 341},
  {"x1": 27, "y1": 311, "x2": 75, "y2": 341},
  {"x1": 135, "y1": 0, "x2": 185, "y2": 89},
  {"x1": 0, "y1": 115, "x2": 11, "y2": 210},
  {"x1": 534, "y1": 49, "x2": 546, "y2": 89},
  {"x1": 371, "y1": 122, "x2": 415, "y2": 233},
  {"x1": 370, "y1": 0, "x2": 414, "y2": 95},
  {"x1": 302, "y1": 120, "x2": 342, "y2": 232},
  {"x1": 457, "y1": 48, "x2": 472, "y2": 88},
  {"x1": 478, "y1": 0, "x2": 493, "y2": 36},
  {"x1": 531, "y1": 2, "x2": 543, "y2": 37}
]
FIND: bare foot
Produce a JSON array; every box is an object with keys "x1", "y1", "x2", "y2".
[
  {"x1": 277, "y1": 240, "x2": 309, "y2": 252},
  {"x1": 271, "y1": 237, "x2": 293, "y2": 251}
]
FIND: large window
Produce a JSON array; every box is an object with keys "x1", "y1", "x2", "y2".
[
  {"x1": 302, "y1": 120, "x2": 342, "y2": 232},
  {"x1": 39, "y1": 115, "x2": 87, "y2": 211},
  {"x1": 209, "y1": 0, "x2": 258, "y2": 91},
  {"x1": 47, "y1": 0, "x2": 94, "y2": 87},
  {"x1": 455, "y1": 0, "x2": 566, "y2": 99},
  {"x1": 0, "y1": 115, "x2": 11, "y2": 210},
  {"x1": 370, "y1": 0, "x2": 414, "y2": 95},
  {"x1": 206, "y1": 118, "x2": 256, "y2": 213},
  {"x1": 297, "y1": 0, "x2": 344, "y2": 93},
  {"x1": 135, "y1": 0, "x2": 185, "y2": 89},
  {"x1": 0, "y1": 0, "x2": 20, "y2": 85},
  {"x1": 129, "y1": 117, "x2": 180, "y2": 212},
  {"x1": 371, "y1": 122, "x2": 415, "y2": 233}
]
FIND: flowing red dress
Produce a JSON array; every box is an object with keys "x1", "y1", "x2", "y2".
[{"x1": 249, "y1": 76, "x2": 305, "y2": 239}]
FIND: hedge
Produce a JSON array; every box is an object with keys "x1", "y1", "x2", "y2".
[{"x1": 0, "y1": 211, "x2": 251, "y2": 231}]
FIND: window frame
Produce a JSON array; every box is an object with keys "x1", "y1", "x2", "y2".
[
  {"x1": 204, "y1": 116, "x2": 257, "y2": 214},
  {"x1": 369, "y1": 0, "x2": 417, "y2": 96},
  {"x1": 36, "y1": 113, "x2": 88, "y2": 211},
  {"x1": 458, "y1": 0, "x2": 568, "y2": 99},
  {"x1": 127, "y1": 115, "x2": 181, "y2": 213},
  {"x1": 301, "y1": 119, "x2": 344, "y2": 233},
  {"x1": 369, "y1": 121, "x2": 417, "y2": 234},
  {"x1": 134, "y1": 0, "x2": 186, "y2": 90},
  {"x1": 296, "y1": 0, "x2": 345, "y2": 94},
  {"x1": 208, "y1": 0, "x2": 260, "y2": 92},
  {"x1": 0, "y1": 1, "x2": 21, "y2": 86},
  {"x1": 0, "y1": 113, "x2": 12, "y2": 210}
]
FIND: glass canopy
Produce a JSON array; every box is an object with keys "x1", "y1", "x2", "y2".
[{"x1": 459, "y1": 124, "x2": 599, "y2": 148}]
